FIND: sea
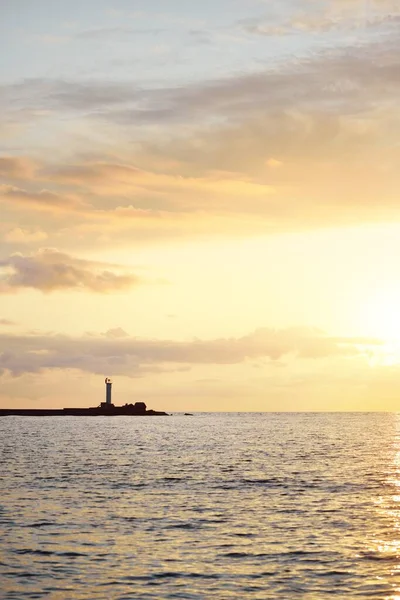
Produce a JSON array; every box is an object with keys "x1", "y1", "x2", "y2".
[{"x1": 1, "y1": 412, "x2": 400, "y2": 599}]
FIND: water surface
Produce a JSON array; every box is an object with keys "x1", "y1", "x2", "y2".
[{"x1": 1, "y1": 413, "x2": 399, "y2": 598}]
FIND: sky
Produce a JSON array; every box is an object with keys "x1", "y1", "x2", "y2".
[{"x1": 1, "y1": 0, "x2": 400, "y2": 411}]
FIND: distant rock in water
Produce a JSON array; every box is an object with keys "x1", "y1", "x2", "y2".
[{"x1": 184, "y1": 413, "x2": 194, "y2": 416}]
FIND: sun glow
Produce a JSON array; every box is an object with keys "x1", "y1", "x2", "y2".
[{"x1": 360, "y1": 289, "x2": 400, "y2": 343}]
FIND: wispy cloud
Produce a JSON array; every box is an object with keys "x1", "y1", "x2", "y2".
[
  {"x1": 0, "y1": 319, "x2": 16, "y2": 326},
  {"x1": 5, "y1": 228, "x2": 48, "y2": 244},
  {"x1": 241, "y1": 13, "x2": 399, "y2": 36},
  {"x1": 0, "y1": 156, "x2": 36, "y2": 179},
  {"x1": 241, "y1": 0, "x2": 400, "y2": 36},
  {"x1": 2, "y1": 30, "x2": 398, "y2": 126},
  {"x1": 0, "y1": 185, "x2": 83, "y2": 212},
  {"x1": 74, "y1": 27, "x2": 166, "y2": 40}
]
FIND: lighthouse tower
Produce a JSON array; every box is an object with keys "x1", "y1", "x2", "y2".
[{"x1": 105, "y1": 378, "x2": 112, "y2": 405}]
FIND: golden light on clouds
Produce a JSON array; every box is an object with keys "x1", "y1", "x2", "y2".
[
  {"x1": 1, "y1": 0, "x2": 400, "y2": 409},
  {"x1": 266, "y1": 158, "x2": 283, "y2": 169}
]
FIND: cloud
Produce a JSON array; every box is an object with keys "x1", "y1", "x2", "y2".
[
  {"x1": 0, "y1": 327, "x2": 381, "y2": 377},
  {"x1": 1, "y1": 23, "x2": 399, "y2": 245},
  {"x1": 75, "y1": 27, "x2": 165, "y2": 40},
  {"x1": 0, "y1": 249, "x2": 141, "y2": 294},
  {"x1": 0, "y1": 79, "x2": 141, "y2": 114},
  {"x1": 46, "y1": 161, "x2": 276, "y2": 209},
  {"x1": 0, "y1": 319, "x2": 16, "y2": 326},
  {"x1": 5, "y1": 228, "x2": 48, "y2": 244},
  {"x1": 241, "y1": 0, "x2": 400, "y2": 36},
  {"x1": 266, "y1": 158, "x2": 283, "y2": 169},
  {"x1": 104, "y1": 328, "x2": 130, "y2": 339},
  {"x1": 0, "y1": 156, "x2": 36, "y2": 179},
  {"x1": 46, "y1": 162, "x2": 144, "y2": 188},
  {"x1": 96, "y1": 37, "x2": 400, "y2": 126},
  {"x1": 0, "y1": 185, "x2": 82, "y2": 212},
  {"x1": 242, "y1": 14, "x2": 398, "y2": 36},
  {"x1": 1, "y1": 27, "x2": 398, "y2": 127}
]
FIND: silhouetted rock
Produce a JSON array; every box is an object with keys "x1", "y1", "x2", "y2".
[{"x1": 0, "y1": 402, "x2": 169, "y2": 417}]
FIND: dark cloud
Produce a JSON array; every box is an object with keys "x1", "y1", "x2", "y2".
[
  {"x1": 0, "y1": 249, "x2": 141, "y2": 293},
  {"x1": 0, "y1": 327, "x2": 381, "y2": 377}
]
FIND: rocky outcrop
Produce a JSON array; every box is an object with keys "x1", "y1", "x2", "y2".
[{"x1": 0, "y1": 401, "x2": 169, "y2": 417}]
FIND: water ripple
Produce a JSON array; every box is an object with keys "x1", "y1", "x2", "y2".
[{"x1": 0, "y1": 412, "x2": 398, "y2": 599}]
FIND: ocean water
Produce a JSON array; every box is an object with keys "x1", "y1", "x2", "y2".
[{"x1": 1, "y1": 412, "x2": 400, "y2": 599}]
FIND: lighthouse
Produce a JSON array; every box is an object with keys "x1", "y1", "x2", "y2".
[{"x1": 105, "y1": 378, "x2": 112, "y2": 405}]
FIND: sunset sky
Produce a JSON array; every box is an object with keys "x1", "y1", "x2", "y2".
[{"x1": 1, "y1": 0, "x2": 400, "y2": 411}]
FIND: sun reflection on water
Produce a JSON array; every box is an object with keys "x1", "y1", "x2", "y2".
[
  {"x1": 4, "y1": 413, "x2": 400, "y2": 598},
  {"x1": 368, "y1": 414, "x2": 400, "y2": 598}
]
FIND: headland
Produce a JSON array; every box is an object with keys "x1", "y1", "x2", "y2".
[
  {"x1": 0, "y1": 378, "x2": 168, "y2": 417},
  {"x1": 0, "y1": 403, "x2": 168, "y2": 417}
]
